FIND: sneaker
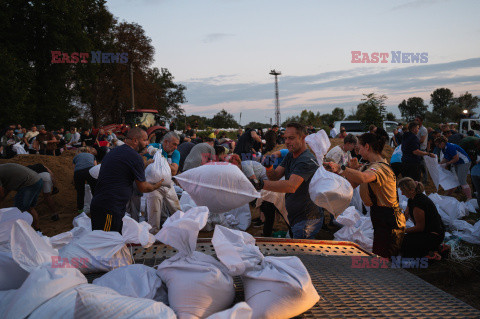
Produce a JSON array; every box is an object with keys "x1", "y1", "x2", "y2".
[{"x1": 51, "y1": 214, "x2": 59, "y2": 222}]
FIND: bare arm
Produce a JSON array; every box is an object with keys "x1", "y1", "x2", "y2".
[
  {"x1": 405, "y1": 207, "x2": 425, "y2": 233},
  {"x1": 170, "y1": 163, "x2": 179, "y2": 176},
  {"x1": 413, "y1": 149, "x2": 433, "y2": 157},
  {"x1": 263, "y1": 174, "x2": 304, "y2": 193},
  {"x1": 324, "y1": 162, "x2": 376, "y2": 188},
  {"x1": 135, "y1": 180, "x2": 163, "y2": 193},
  {"x1": 251, "y1": 131, "x2": 262, "y2": 143},
  {"x1": 266, "y1": 165, "x2": 285, "y2": 181},
  {"x1": 442, "y1": 154, "x2": 459, "y2": 165}
]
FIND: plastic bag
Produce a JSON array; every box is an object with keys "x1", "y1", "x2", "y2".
[
  {"x1": 175, "y1": 163, "x2": 260, "y2": 213},
  {"x1": 59, "y1": 230, "x2": 132, "y2": 274},
  {"x1": 212, "y1": 225, "x2": 319, "y2": 319},
  {"x1": 306, "y1": 130, "x2": 353, "y2": 216},
  {"x1": 92, "y1": 264, "x2": 167, "y2": 302},
  {"x1": 156, "y1": 207, "x2": 235, "y2": 318},
  {"x1": 74, "y1": 287, "x2": 176, "y2": 319},
  {"x1": 145, "y1": 151, "x2": 172, "y2": 186}
]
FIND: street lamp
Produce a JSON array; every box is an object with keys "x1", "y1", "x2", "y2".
[{"x1": 463, "y1": 109, "x2": 468, "y2": 114}]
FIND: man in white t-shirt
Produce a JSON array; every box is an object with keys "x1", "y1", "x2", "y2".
[
  {"x1": 67, "y1": 127, "x2": 81, "y2": 148},
  {"x1": 325, "y1": 134, "x2": 358, "y2": 166},
  {"x1": 416, "y1": 116, "x2": 429, "y2": 184},
  {"x1": 329, "y1": 123, "x2": 338, "y2": 139}
]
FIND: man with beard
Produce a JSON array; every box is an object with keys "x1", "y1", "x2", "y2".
[{"x1": 90, "y1": 128, "x2": 164, "y2": 233}]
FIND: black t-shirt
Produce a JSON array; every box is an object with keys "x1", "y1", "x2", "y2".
[
  {"x1": 81, "y1": 134, "x2": 95, "y2": 147},
  {"x1": 280, "y1": 149, "x2": 322, "y2": 226},
  {"x1": 234, "y1": 129, "x2": 255, "y2": 157},
  {"x1": 407, "y1": 193, "x2": 445, "y2": 234},
  {"x1": 91, "y1": 144, "x2": 146, "y2": 215},
  {"x1": 401, "y1": 131, "x2": 421, "y2": 164},
  {"x1": 27, "y1": 163, "x2": 48, "y2": 174},
  {"x1": 177, "y1": 141, "x2": 195, "y2": 171}
]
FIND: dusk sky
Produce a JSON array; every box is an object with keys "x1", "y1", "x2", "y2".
[{"x1": 106, "y1": 0, "x2": 480, "y2": 125}]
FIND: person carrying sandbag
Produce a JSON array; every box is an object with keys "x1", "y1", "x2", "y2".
[
  {"x1": 90, "y1": 128, "x2": 164, "y2": 233},
  {"x1": 324, "y1": 129, "x2": 406, "y2": 259}
]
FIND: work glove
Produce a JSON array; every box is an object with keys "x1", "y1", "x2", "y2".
[
  {"x1": 249, "y1": 178, "x2": 264, "y2": 191},
  {"x1": 261, "y1": 155, "x2": 276, "y2": 169}
]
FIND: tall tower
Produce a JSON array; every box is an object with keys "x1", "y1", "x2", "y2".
[{"x1": 269, "y1": 69, "x2": 281, "y2": 126}]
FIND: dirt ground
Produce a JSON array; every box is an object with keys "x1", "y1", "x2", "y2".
[{"x1": 1, "y1": 139, "x2": 480, "y2": 310}]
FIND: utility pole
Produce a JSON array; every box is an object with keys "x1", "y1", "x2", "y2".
[
  {"x1": 130, "y1": 64, "x2": 135, "y2": 110},
  {"x1": 269, "y1": 70, "x2": 281, "y2": 126}
]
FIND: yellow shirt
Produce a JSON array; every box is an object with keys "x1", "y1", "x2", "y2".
[{"x1": 359, "y1": 160, "x2": 399, "y2": 209}]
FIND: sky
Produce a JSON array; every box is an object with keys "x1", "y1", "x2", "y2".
[{"x1": 105, "y1": 0, "x2": 480, "y2": 125}]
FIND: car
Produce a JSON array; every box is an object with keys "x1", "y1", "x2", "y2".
[{"x1": 333, "y1": 120, "x2": 398, "y2": 144}]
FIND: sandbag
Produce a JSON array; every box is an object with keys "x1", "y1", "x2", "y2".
[
  {"x1": 334, "y1": 207, "x2": 373, "y2": 251},
  {"x1": 12, "y1": 142, "x2": 27, "y2": 155},
  {"x1": 74, "y1": 286, "x2": 176, "y2": 319},
  {"x1": 156, "y1": 207, "x2": 235, "y2": 318},
  {"x1": 255, "y1": 189, "x2": 289, "y2": 225},
  {"x1": 122, "y1": 215, "x2": 155, "y2": 248},
  {"x1": 336, "y1": 206, "x2": 360, "y2": 227},
  {"x1": 72, "y1": 212, "x2": 92, "y2": 231},
  {"x1": 424, "y1": 155, "x2": 460, "y2": 191},
  {"x1": 306, "y1": 130, "x2": 353, "y2": 216},
  {"x1": 89, "y1": 164, "x2": 101, "y2": 179},
  {"x1": 145, "y1": 151, "x2": 172, "y2": 186},
  {"x1": 0, "y1": 251, "x2": 29, "y2": 290},
  {"x1": 174, "y1": 163, "x2": 260, "y2": 213},
  {"x1": 0, "y1": 207, "x2": 33, "y2": 246},
  {"x1": 59, "y1": 230, "x2": 132, "y2": 274},
  {"x1": 93, "y1": 264, "x2": 167, "y2": 302},
  {"x1": 212, "y1": 225, "x2": 319, "y2": 319},
  {"x1": 206, "y1": 302, "x2": 252, "y2": 319},
  {"x1": 83, "y1": 184, "x2": 92, "y2": 213}
]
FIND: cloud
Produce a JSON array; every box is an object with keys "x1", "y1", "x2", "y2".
[
  {"x1": 180, "y1": 58, "x2": 480, "y2": 124},
  {"x1": 202, "y1": 33, "x2": 235, "y2": 43},
  {"x1": 390, "y1": 0, "x2": 451, "y2": 11}
]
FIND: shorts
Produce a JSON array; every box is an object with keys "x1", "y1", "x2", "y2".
[
  {"x1": 14, "y1": 179, "x2": 44, "y2": 211},
  {"x1": 38, "y1": 172, "x2": 53, "y2": 193},
  {"x1": 454, "y1": 162, "x2": 470, "y2": 186},
  {"x1": 90, "y1": 205, "x2": 123, "y2": 233}
]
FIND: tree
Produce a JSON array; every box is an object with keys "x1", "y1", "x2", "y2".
[
  {"x1": 147, "y1": 67, "x2": 187, "y2": 119},
  {"x1": 430, "y1": 88, "x2": 454, "y2": 120},
  {"x1": 398, "y1": 97, "x2": 428, "y2": 122},
  {"x1": 210, "y1": 109, "x2": 239, "y2": 128},
  {"x1": 245, "y1": 122, "x2": 270, "y2": 129},
  {"x1": 385, "y1": 112, "x2": 397, "y2": 121},
  {"x1": 331, "y1": 107, "x2": 345, "y2": 121},
  {"x1": 356, "y1": 93, "x2": 387, "y2": 128}
]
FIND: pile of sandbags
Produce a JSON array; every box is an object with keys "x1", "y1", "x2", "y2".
[
  {"x1": 212, "y1": 225, "x2": 320, "y2": 319},
  {"x1": 427, "y1": 193, "x2": 476, "y2": 226},
  {"x1": 175, "y1": 162, "x2": 260, "y2": 213},
  {"x1": 306, "y1": 130, "x2": 353, "y2": 217},
  {"x1": 333, "y1": 207, "x2": 373, "y2": 252}
]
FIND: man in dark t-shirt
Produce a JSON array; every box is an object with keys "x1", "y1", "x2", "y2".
[
  {"x1": 251, "y1": 122, "x2": 323, "y2": 239},
  {"x1": 177, "y1": 141, "x2": 195, "y2": 172},
  {"x1": 90, "y1": 128, "x2": 164, "y2": 233}
]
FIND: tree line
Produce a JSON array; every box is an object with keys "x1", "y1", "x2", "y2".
[{"x1": 0, "y1": 0, "x2": 186, "y2": 129}]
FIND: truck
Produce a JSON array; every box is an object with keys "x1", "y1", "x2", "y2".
[{"x1": 92, "y1": 109, "x2": 168, "y2": 142}]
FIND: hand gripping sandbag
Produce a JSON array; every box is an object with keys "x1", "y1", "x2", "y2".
[
  {"x1": 74, "y1": 287, "x2": 176, "y2": 319},
  {"x1": 305, "y1": 130, "x2": 353, "y2": 216},
  {"x1": 174, "y1": 163, "x2": 261, "y2": 213},
  {"x1": 0, "y1": 220, "x2": 88, "y2": 319},
  {"x1": 93, "y1": 264, "x2": 167, "y2": 303},
  {"x1": 145, "y1": 151, "x2": 172, "y2": 186},
  {"x1": 156, "y1": 207, "x2": 235, "y2": 318},
  {"x1": 212, "y1": 225, "x2": 320, "y2": 319},
  {"x1": 59, "y1": 230, "x2": 132, "y2": 274}
]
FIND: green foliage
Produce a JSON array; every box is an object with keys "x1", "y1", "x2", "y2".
[
  {"x1": 210, "y1": 109, "x2": 239, "y2": 128},
  {"x1": 282, "y1": 109, "x2": 322, "y2": 127},
  {"x1": 385, "y1": 112, "x2": 397, "y2": 121},
  {"x1": 398, "y1": 97, "x2": 428, "y2": 122},
  {"x1": 430, "y1": 88, "x2": 454, "y2": 120},
  {"x1": 357, "y1": 93, "x2": 387, "y2": 128},
  {"x1": 245, "y1": 122, "x2": 270, "y2": 129}
]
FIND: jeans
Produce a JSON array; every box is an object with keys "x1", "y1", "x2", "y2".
[
  {"x1": 74, "y1": 167, "x2": 97, "y2": 210},
  {"x1": 471, "y1": 174, "x2": 480, "y2": 208},
  {"x1": 15, "y1": 179, "x2": 44, "y2": 211},
  {"x1": 291, "y1": 217, "x2": 323, "y2": 239}
]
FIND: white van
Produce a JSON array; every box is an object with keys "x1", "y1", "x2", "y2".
[
  {"x1": 333, "y1": 120, "x2": 398, "y2": 142},
  {"x1": 459, "y1": 119, "x2": 480, "y2": 136}
]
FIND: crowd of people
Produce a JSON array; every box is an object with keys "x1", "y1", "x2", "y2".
[{"x1": 1, "y1": 118, "x2": 475, "y2": 261}]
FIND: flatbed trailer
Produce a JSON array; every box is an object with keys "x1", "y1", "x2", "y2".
[{"x1": 86, "y1": 238, "x2": 480, "y2": 318}]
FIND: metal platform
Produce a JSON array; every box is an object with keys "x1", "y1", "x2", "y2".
[{"x1": 89, "y1": 239, "x2": 480, "y2": 318}]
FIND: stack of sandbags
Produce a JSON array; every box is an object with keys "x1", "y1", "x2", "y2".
[
  {"x1": 334, "y1": 207, "x2": 373, "y2": 252},
  {"x1": 212, "y1": 225, "x2": 320, "y2": 319},
  {"x1": 155, "y1": 207, "x2": 235, "y2": 318}
]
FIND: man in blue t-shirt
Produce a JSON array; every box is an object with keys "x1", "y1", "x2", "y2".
[
  {"x1": 90, "y1": 128, "x2": 164, "y2": 233},
  {"x1": 252, "y1": 122, "x2": 324, "y2": 239},
  {"x1": 144, "y1": 132, "x2": 182, "y2": 233}
]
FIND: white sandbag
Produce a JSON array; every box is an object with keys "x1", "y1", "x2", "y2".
[
  {"x1": 336, "y1": 206, "x2": 361, "y2": 227},
  {"x1": 29, "y1": 283, "x2": 119, "y2": 319},
  {"x1": 306, "y1": 130, "x2": 353, "y2": 216},
  {"x1": 256, "y1": 189, "x2": 289, "y2": 225},
  {"x1": 12, "y1": 142, "x2": 27, "y2": 155},
  {"x1": 428, "y1": 193, "x2": 468, "y2": 221},
  {"x1": 59, "y1": 230, "x2": 132, "y2": 274},
  {"x1": 224, "y1": 203, "x2": 251, "y2": 231},
  {"x1": 74, "y1": 287, "x2": 176, "y2": 319},
  {"x1": 179, "y1": 191, "x2": 198, "y2": 211},
  {"x1": 89, "y1": 164, "x2": 101, "y2": 179},
  {"x1": 122, "y1": 215, "x2": 155, "y2": 248},
  {"x1": 93, "y1": 264, "x2": 167, "y2": 302},
  {"x1": 156, "y1": 207, "x2": 235, "y2": 318},
  {"x1": 452, "y1": 220, "x2": 480, "y2": 244},
  {"x1": 350, "y1": 187, "x2": 363, "y2": 213},
  {"x1": 145, "y1": 151, "x2": 172, "y2": 186},
  {"x1": 72, "y1": 212, "x2": 92, "y2": 231},
  {"x1": 206, "y1": 302, "x2": 252, "y2": 319},
  {"x1": 468, "y1": 198, "x2": 479, "y2": 211},
  {"x1": 424, "y1": 155, "x2": 460, "y2": 191},
  {"x1": 0, "y1": 207, "x2": 33, "y2": 245},
  {"x1": 203, "y1": 212, "x2": 227, "y2": 232},
  {"x1": 83, "y1": 184, "x2": 92, "y2": 213},
  {"x1": 175, "y1": 163, "x2": 261, "y2": 213},
  {"x1": 212, "y1": 225, "x2": 319, "y2": 319},
  {"x1": 0, "y1": 251, "x2": 29, "y2": 290}
]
